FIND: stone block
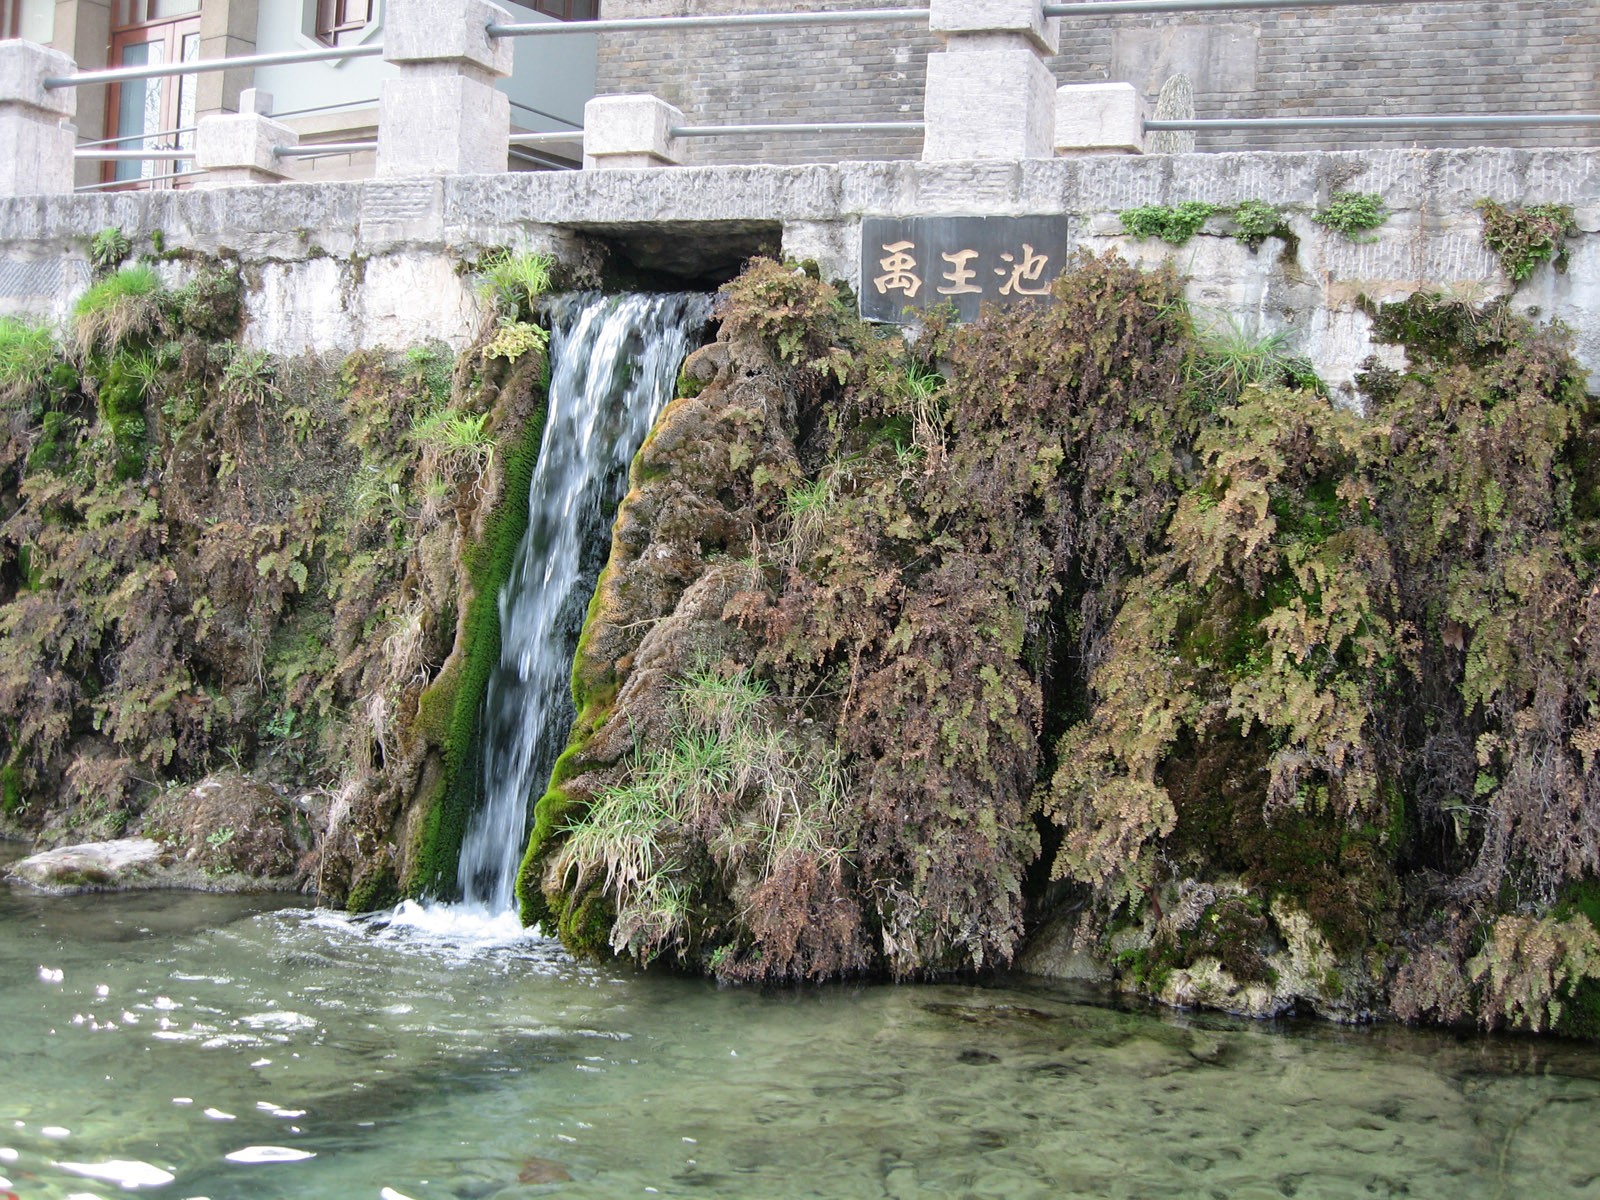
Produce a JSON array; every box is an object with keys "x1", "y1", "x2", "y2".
[
  {"x1": 583, "y1": 94, "x2": 684, "y2": 169},
  {"x1": 0, "y1": 40, "x2": 77, "y2": 117},
  {"x1": 0, "y1": 107, "x2": 75, "y2": 195},
  {"x1": 194, "y1": 112, "x2": 298, "y2": 186},
  {"x1": 928, "y1": 0, "x2": 1059, "y2": 54},
  {"x1": 383, "y1": 0, "x2": 514, "y2": 78},
  {"x1": 377, "y1": 73, "x2": 511, "y2": 177},
  {"x1": 923, "y1": 49, "x2": 1055, "y2": 161},
  {"x1": 1055, "y1": 83, "x2": 1145, "y2": 155}
]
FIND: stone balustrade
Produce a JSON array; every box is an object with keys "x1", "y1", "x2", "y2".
[{"x1": 0, "y1": 0, "x2": 1160, "y2": 196}]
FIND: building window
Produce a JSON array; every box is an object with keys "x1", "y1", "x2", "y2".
[
  {"x1": 525, "y1": 0, "x2": 598, "y2": 19},
  {"x1": 315, "y1": 0, "x2": 375, "y2": 45}
]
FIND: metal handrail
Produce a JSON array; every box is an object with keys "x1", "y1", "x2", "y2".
[
  {"x1": 1148, "y1": 114, "x2": 1600, "y2": 130},
  {"x1": 488, "y1": 8, "x2": 931, "y2": 37},
  {"x1": 508, "y1": 131, "x2": 583, "y2": 145},
  {"x1": 275, "y1": 141, "x2": 378, "y2": 157},
  {"x1": 75, "y1": 170, "x2": 207, "y2": 192},
  {"x1": 671, "y1": 121, "x2": 926, "y2": 138},
  {"x1": 75, "y1": 148, "x2": 191, "y2": 161},
  {"x1": 45, "y1": 43, "x2": 382, "y2": 90},
  {"x1": 79, "y1": 125, "x2": 196, "y2": 148}
]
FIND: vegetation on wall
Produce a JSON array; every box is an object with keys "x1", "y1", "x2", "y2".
[
  {"x1": 1312, "y1": 191, "x2": 1388, "y2": 240},
  {"x1": 0, "y1": 249, "x2": 554, "y2": 908},
  {"x1": 516, "y1": 250, "x2": 1600, "y2": 1035},
  {"x1": 1476, "y1": 199, "x2": 1578, "y2": 284}
]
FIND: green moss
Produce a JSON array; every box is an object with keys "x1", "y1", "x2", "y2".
[
  {"x1": 514, "y1": 560, "x2": 620, "y2": 928},
  {"x1": 346, "y1": 863, "x2": 400, "y2": 913},
  {"x1": 1, "y1": 761, "x2": 23, "y2": 815},
  {"x1": 96, "y1": 353, "x2": 151, "y2": 480},
  {"x1": 405, "y1": 382, "x2": 549, "y2": 899}
]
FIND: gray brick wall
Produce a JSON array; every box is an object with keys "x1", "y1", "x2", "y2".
[{"x1": 595, "y1": 0, "x2": 1599, "y2": 163}]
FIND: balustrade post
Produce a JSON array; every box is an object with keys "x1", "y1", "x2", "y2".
[
  {"x1": 376, "y1": 0, "x2": 514, "y2": 177},
  {"x1": 0, "y1": 40, "x2": 78, "y2": 196},
  {"x1": 582, "y1": 94, "x2": 685, "y2": 169},
  {"x1": 194, "y1": 88, "x2": 298, "y2": 186},
  {"x1": 922, "y1": 0, "x2": 1058, "y2": 160},
  {"x1": 1055, "y1": 83, "x2": 1147, "y2": 154}
]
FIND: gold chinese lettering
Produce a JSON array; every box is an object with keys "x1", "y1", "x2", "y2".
[
  {"x1": 874, "y1": 241, "x2": 923, "y2": 299},
  {"x1": 937, "y1": 249, "x2": 983, "y2": 296},
  {"x1": 994, "y1": 243, "x2": 1051, "y2": 297}
]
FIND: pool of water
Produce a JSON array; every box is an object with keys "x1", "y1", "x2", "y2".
[{"x1": 3, "y1": 865, "x2": 1600, "y2": 1200}]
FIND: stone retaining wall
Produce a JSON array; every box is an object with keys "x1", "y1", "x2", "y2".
[{"x1": 0, "y1": 147, "x2": 1595, "y2": 399}]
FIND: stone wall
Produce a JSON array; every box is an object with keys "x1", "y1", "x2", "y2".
[
  {"x1": 594, "y1": 0, "x2": 1598, "y2": 164},
  {"x1": 0, "y1": 148, "x2": 1595, "y2": 401}
]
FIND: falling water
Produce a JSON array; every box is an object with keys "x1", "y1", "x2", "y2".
[{"x1": 454, "y1": 292, "x2": 710, "y2": 914}]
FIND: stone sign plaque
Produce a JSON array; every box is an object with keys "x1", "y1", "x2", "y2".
[{"x1": 860, "y1": 215, "x2": 1071, "y2": 324}]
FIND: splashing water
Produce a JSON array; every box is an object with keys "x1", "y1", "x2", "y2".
[{"x1": 454, "y1": 293, "x2": 710, "y2": 915}]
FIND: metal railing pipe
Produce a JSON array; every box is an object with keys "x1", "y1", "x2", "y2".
[
  {"x1": 75, "y1": 148, "x2": 191, "y2": 161},
  {"x1": 672, "y1": 121, "x2": 926, "y2": 137},
  {"x1": 46, "y1": 43, "x2": 383, "y2": 90},
  {"x1": 1048, "y1": 0, "x2": 1479, "y2": 12},
  {"x1": 508, "y1": 131, "x2": 584, "y2": 145},
  {"x1": 75, "y1": 170, "x2": 207, "y2": 192},
  {"x1": 79, "y1": 125, "x2": 196, "y2": 149},
  {"x1": 489, "y1": 8, "x2": 930, "y2": 37},
  {"x1": 274, "y1": 141, "x2": 379, "y2": 157},
  {"x1": 1147, "y1": 114, "x2": 1600, "y2": 130}
]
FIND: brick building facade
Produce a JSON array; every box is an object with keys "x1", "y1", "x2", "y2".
[{"x1": 596, "y1": 0, "x2": 1599, "y2": 165}]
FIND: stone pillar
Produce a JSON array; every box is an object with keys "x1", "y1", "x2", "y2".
[
  {"x1": 582, "y1": 94, "x2": 684, "y2": 169},
  {"x1": 922, "y1": 0, "x2": 1059, "y2": 161},
  {"x1": 194, "y1": 88, "x2": 297, "y2": 187},
  {"x1": 55, "y1": 0, "x2": 110, "y2": 187},
  {"x1": 376, "y1": 0, "x2": 514, "y2": 178},
  {"x1": 195, "y1": 0, "x2": 259, "y2": 119},
  {"x1": 0, "y1": 40, "x2": 78, "y2": 196},
  {"x1": 1055, "y1": 83, "x2": 1146, "y2": 155}
]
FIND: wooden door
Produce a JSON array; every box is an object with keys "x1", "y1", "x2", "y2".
[{"x1": 103, "y1": 1, "x2": 202, "y2": 189}]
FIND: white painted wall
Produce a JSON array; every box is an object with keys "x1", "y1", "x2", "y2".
[
  {"x1": 249, "y1": 1, "x2": 594, "y2": 138},
  {"x1": 18, "y1": 0, "x2": 53, "y2": 43}
]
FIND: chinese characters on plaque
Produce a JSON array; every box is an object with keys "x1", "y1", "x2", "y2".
[{"x1": 859, "y1": 216, "x2": 1072, "y2": 324}]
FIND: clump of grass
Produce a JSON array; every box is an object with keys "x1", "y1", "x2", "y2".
[
  {"x1": 1189, "y1": 315, "x2": 1322, "y2": 403},
  {"x1": 477, "y1": 249, "x2": 554, "y2": 324},
  {"x1": 552, "y1": 667, "x2": 848, "y2": 963},
  {"x1": 1313, "y1": 191, "x2": 1388, "y2": 241},
  {"x1": 72, "y1": 264, "x2": 164, "y2": 357},
  {"x1": 412, "y1": 407, "x2": 496, "y2": 482},
  {"x1": 0, "y1": 317, "x2": 60, "y2": 405}
]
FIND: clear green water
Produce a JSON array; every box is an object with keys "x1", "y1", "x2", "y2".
[{"x1": 4, "y1": 874, "x2": 1600, "y2": 1200}]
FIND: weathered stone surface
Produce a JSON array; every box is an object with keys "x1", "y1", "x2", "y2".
[
  {"x1": 1055, "y1": 83, "x2": 1145, "y2": 155},
  {"x1": 7, "y1": 838, "x2": 164, "y2": 893},
  {"x1": 0, "y1": 148, "x2": 1595, "y2": 392}
]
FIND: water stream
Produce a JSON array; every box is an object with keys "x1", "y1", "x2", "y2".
[
  {"x1": 4, "y1": 879, "x2": 1600, "y2": 1200},
  {"x1": 9, "y1": 296, "x2": 1600, "y2": 1199},
  {"x1": 456, "y1": 292, "x2": 710, "y2": 913}
]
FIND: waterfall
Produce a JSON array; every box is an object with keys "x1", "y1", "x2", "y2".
[{"x1": 455, "y1": 292, "x2": 710, "y2": 914}]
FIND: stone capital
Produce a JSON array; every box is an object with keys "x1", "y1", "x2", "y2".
[
  {"x1": 583, "y1": 94, "x2": 685, "y2": 169},
  {"x1": 1055, "y1": 83, "x2": 1146, "y2": 155},
  {"x1": 194, "y1": 111, "x2": 298, "y2": 184},
  {"x1": 382, "y1": 0, "x2": 514, "y2": 78},
  {"x1": 0, "y1": 39, "x2": 78, "y2": 118},
  {"x1": 928, "y1": 0, "x2": 1060, "y2": 55}
]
